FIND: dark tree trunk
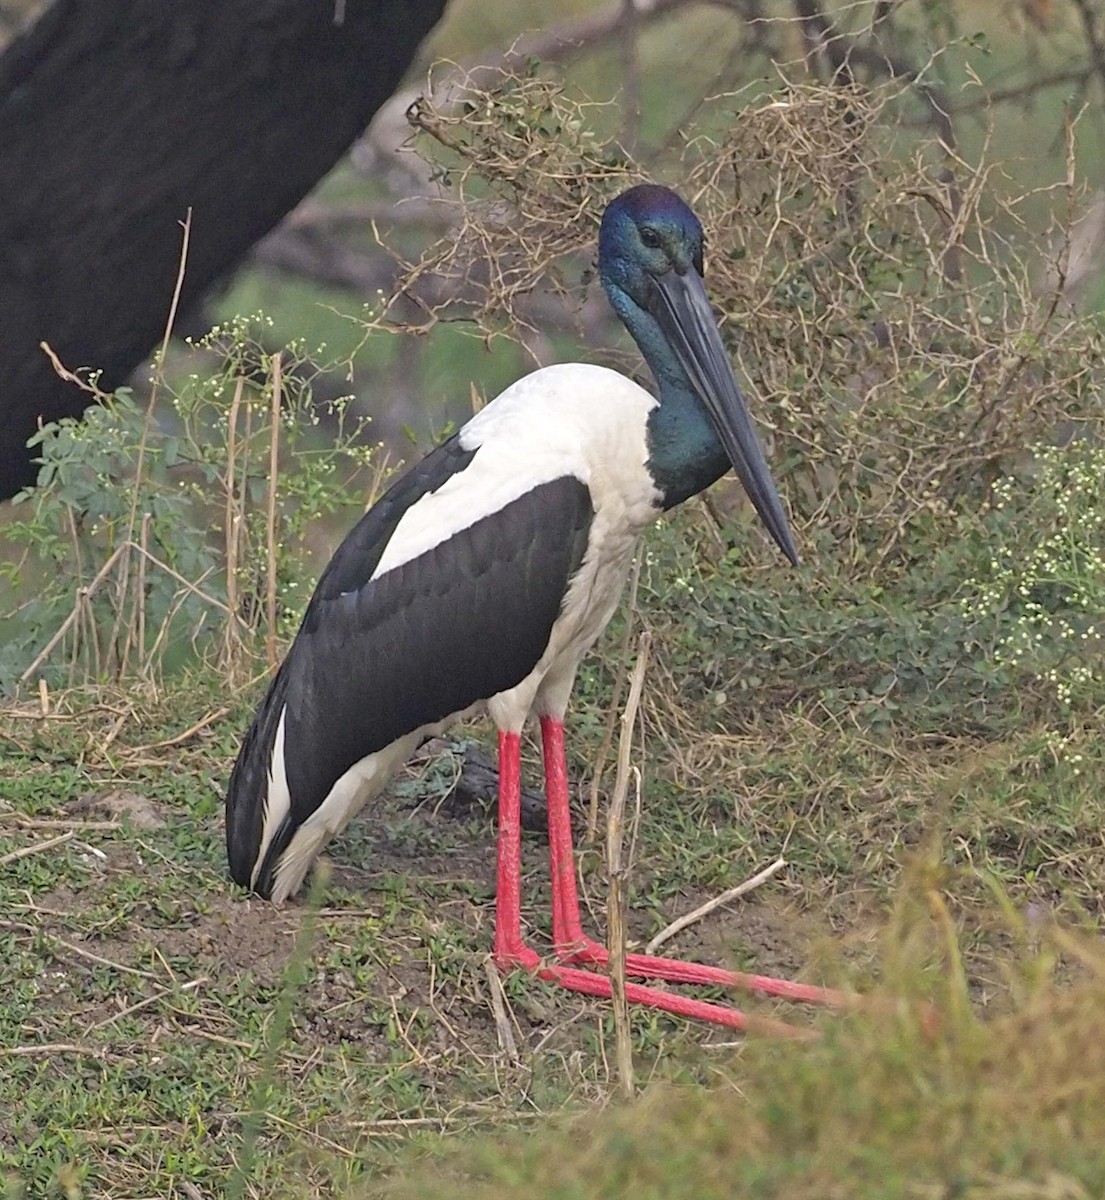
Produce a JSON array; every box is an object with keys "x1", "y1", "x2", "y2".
[{"x1": 0, "y1": 0, "x2": 446, "y2": 499}]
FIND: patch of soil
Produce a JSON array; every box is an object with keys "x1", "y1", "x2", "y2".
[
  {"x1": 66, "y1": 787, "x2": 167, "y2": 829},
  {"x1": 180, "y1": 894, "x2": 302, "y2": 988},
  {"x1": 661, "y1": 891, "x2": 833, "y2": 982}
]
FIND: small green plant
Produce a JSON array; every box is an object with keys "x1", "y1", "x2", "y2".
[
  {"x1": 0, "y1": 315, "x2": 386, "y2": 691},
  {"x1": 961, "y1": 441, "x2": 1105, "y2": 709}
]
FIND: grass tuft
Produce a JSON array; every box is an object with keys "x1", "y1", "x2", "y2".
[{"x1": 371, "y1": 886, "x2": 1105, "y2": 1200}]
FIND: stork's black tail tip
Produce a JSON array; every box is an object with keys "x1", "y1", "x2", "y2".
[
  {"x1": 225, "y1": 759, "x2": 272, "y2": 897},
  {"x1": 224, "y1": 663, "x2": 292, "y2": 899}
]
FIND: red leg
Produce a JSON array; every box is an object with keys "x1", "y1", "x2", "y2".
[
  {"x1": 539, "y1": 715, "x2": 854, "y2": 1010},
  {"x1": 541, "y1": 716, "x2": 583, "y2": 953},
  {"x1": 492, "y1": 729, "x2": 526, "y2": 964},
  {"x1": 492, "y1": 728, "x2": 808, "y2": 1035}
]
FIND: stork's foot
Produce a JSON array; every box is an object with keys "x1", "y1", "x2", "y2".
[
  {"x1": 492, "y1": 941, "x2": 814, "y2": 1037},
  {"x1": 554, "y1": 933, "x2": 853, "y2": 1008},
  {"x1": 495, "y1": 725, "x2": 827, "y2": 1036}
]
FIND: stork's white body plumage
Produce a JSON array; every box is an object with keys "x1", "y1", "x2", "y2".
[
  {"x1": 375, "y1": 364, "x2": 660, "y2": 579},
  {"x1": 252, "y1": 363, "x2": 662, "y2": 901}
]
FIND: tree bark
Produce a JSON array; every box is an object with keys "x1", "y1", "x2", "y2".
[{"x1": 0, "y1": 0, "x2": 446, "y2": 499}]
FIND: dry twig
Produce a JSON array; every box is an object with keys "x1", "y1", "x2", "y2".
[
  {"x1": 0, "y1": 1042, "x2": 106, "y2": 1059},
  {"x1": 0, "y1": 815, "x2": 121, "y2": 832},
  {"x1": 483, "y1": 960, "x2": 520, "y2": 1062},
  {"x1": 606, "y1": 630, "x2": 651, "y2": 1102},
  {"x1": 265, "y1": 352, "x2": 283, "y2": 672},
  {"x1": 587, "y1": 556, "x2": 642, "y2": 841},
  {"x1": 0, "y1": 830, "x2": 75, "y2": 867},
  {"x1": 645, "y1": 857, "x2": 788, "y2": 956}
]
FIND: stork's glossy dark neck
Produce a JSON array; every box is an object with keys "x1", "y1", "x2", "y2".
[{"x1": 605, "y1": 284, "x2": 730, "y2": 510}]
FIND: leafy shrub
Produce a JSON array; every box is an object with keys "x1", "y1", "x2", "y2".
[{"x1": 0, "y1": 316, "x2": 381, "y2": 691}]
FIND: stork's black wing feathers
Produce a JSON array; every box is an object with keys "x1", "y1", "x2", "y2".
[
  {"x1": 286, "y1": 474, "x2": 594, "y2": 809},
  {"x1": 226, "y1": 441, "x2": 595, "y2": 894}
]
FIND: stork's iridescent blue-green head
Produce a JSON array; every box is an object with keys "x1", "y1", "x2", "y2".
[{"x1": 598, "y1": 183, "x2": 798, "y2": 565}]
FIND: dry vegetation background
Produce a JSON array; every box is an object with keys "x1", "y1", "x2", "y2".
[{"x1": 6, "y1": 1, "x2": 1105, "y2": 1198}]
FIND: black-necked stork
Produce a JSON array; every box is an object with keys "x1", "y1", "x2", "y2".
[{"x1": 226, "y1": 184, "x2": 846, "y2": 1033}]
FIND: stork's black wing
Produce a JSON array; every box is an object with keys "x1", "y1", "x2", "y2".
[{"x1": 225, "y1": 435, "x2": 594, "y2": 893}]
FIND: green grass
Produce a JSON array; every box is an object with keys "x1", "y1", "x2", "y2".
[
  {"x1": 5, "y1": 494, "x2": 1105, "y2": 1200},
  {"x1": 0, "y1": 672, "x2": 737, "y2": 1196}
]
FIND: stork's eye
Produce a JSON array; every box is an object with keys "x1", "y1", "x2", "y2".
[{"x1": 640, "y1": 227, "x2": 662, "y2": 249}]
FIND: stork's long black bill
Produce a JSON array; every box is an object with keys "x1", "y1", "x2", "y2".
[{"x1": 650, "y1": 269, "x2": 799, "y2": 566}]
